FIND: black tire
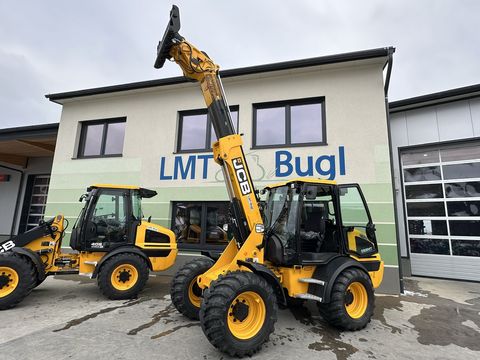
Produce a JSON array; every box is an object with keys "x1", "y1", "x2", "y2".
[
  {"x1": 200, "y1": 271, "x2": 278, "y2": 357},
  {"x1": 34, "y1": 276, "x2": 46, "y2": 288},
  {"x1": 318, "y1": 267, "x2": 374, "y2": 331},
  {"x1": 97, "y1": 253, "x2": 149, "y2": 300},
  {"x1": 0, "y1": 253, "x2": 36, "y2": 310},
  {"x1": 170, "y1": 257, "x2": 214, "y2": 320}
]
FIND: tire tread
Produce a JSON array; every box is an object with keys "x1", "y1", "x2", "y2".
[{"x1": 200, "y1": 271, "x2": 278, "y2": 357}]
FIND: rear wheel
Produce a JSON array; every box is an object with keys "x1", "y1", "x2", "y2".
[
  {"x1": 170, "y1": 257, "x2": 214, "y2": 320},
  {"x1": 0, "y1": 253, "x2": 36, "y2": 310},
  {"x1": 318, "y1": 267, "x2": 374, "y2": 330},
  {"x1": 200, "y1": 271, "x2": 277, "y2": 357},
  {"x1": 97, "y1": 253, "x2": 149, "y2": 300}
]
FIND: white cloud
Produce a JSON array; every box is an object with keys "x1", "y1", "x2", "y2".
[{"x1": 0, "y1": 0, "x2": 479, "y2": 128}]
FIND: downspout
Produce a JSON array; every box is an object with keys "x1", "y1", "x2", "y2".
[
  {"x1": 383, "y1": 47, "x2": 405, "y2": 293},
  {"x1": 0, "y1": 164, "x2": 25, "y2": 237}
]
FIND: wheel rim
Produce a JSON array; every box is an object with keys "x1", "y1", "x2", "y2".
[
  {"x1": 188, "y1": 277, "x2": 202, "y2": 308},
  {"x1": 345, "y1": 282, "x2": 368, "y2": 319},
  {"x1": 110, "y1": 264, "x2": 138, "y2": 291},
  {"x1": 0, "y1": 266, "x2": 19, "y2": 298},
  {"x1": 227, "y1": 291, "x2": 266, "y2": 340}
]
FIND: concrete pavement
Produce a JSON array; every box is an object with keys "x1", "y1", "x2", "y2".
[{"x1": 0, "y1": 274, "x2": 479, "y2": 359}]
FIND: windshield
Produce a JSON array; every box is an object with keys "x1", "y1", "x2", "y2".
[
  {"x1": 132, "y1": 192, "x2": 143, "y2": 221},
  {"x1": 264, "y1": 186, "x2": 289, "y2": 228},
  {"x1": 73, "y1": 191, "x2": 93, "y2": 230},
  {"x1": 264, "y1": 185, "x2": 300, "y2": 248}
]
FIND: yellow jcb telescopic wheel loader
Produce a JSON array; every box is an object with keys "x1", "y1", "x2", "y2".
[
  {"x1": 155, "y1": 6, "x2": 384, "y2": 357},
  {"x1": 0, "y1": 184, "x2": 177, "y2": 310}
]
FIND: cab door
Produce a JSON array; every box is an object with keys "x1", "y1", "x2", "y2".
[
  {"x1": 338, "y1": 184, "x2": 378, "y2": 257},
  {"x1": 83, "y1": 188, "x2": 131, "y2": 251}
]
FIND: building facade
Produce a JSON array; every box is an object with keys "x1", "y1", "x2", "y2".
[
  {"x1": 42, "y1": 48, "x2": 400, "y2": 293},
  {"x1": 390, "y1": 84, "x2": 480, "y2": 281}
]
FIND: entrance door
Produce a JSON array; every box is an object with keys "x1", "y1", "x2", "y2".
[{"x1": 401, "y1": 142, "x2": 480, "y2": 281}]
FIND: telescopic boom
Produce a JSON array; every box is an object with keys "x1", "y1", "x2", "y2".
[{"x1": 154, "y1": 5, "x2": 265, "y2": 287}]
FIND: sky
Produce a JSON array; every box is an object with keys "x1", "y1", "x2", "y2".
[{"x1": 0, "y1": 0, "x2": 479, "y2": 129}]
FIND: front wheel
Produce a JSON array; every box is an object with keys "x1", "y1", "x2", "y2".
[
  {"x1": 318, "y1": 267, "x2": 374, "y2": 330},
  {"x1": 200, "y1": 271, "x2": 277, "y2": 357},
  {"x1": 97, "y1": 253, "x2": 149, "y2": 300},
  {"x1": 0, "y1": 253, "x2": 36, "y2": 310}
]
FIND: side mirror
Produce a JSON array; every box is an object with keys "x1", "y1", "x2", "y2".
[
  {"x1": 78, "y1": 194, "x2": 87, "y2": 202},
  {"x1": 305, "y1": 185, "x2": 318, "y2": 200},
  {"x1": 148, "y1": 216, "x2": 152, "y2": 223}
]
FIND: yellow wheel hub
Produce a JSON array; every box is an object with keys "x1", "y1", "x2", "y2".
[
  {"x1": 227, "y1": 291, "x2": 266, "y2": 340},
  {"x1": 188, "y1": 278, "x2": 202, "y2": 308},
  {"x1": 111, "y1": 264, "x2": 138, "y2": 291},
  {"x1": 0, "y1": 267, "x2": 19, "y2": 298},
  {"x1": 345, "y1": 282, "x2": 368, "y2": 319}
]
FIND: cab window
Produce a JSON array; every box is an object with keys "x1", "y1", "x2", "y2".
[
  {"x1": 339, "y1": 186, "x2": 369, "y2": 227},
  {"x1": 86, "y1": 189, "x2": 129, "y2": 249}
]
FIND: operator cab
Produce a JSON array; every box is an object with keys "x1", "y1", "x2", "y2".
[
  {"x1": 262, "y1": 179, "x2": 378, "y2": 266},
  {"x1": 70, "y1": 185, "x2": 157, "y2": 252}
]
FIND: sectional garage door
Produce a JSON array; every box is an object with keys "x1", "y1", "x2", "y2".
[{"x1": 401, "y1": 142, "x2": 480, "y2": 281}]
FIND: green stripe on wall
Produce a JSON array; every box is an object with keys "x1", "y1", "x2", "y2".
[
  {"x1": 358, "y1": 183, "x2": 394, "y2": 203},
  {"x1": 375, "y1": 223, "x2": 396, "y2": 245},
  {"x1": 368, "y1": 203, "x2": 395, "y2": 223},
  {"x1": 378, "y1": 244, "x2": 398, "y2": 266},
  {"x1": 45, "y1": 181, "x2": 398, "y2": 265}
]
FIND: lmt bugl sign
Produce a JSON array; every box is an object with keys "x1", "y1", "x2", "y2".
[{"x1": 160, "y1": 146, "x2": 346, "y2": 181}]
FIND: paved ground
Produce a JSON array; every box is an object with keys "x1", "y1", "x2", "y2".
[{"x1": 0, "y1": 273, "x2": 479, "y2": 360}]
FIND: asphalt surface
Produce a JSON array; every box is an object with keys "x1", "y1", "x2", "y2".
[{"x1": 0, "y1": 273, "x2": 479, "y2": 360}]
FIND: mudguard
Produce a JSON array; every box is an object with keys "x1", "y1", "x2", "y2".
[
  {"x1": 92, "y1": 246, "x2": 152, "y2": 279},
  {"x1": 11, "y1": 247, "x2": 46, "y2": 281},
  {"x1": 237, "y1": 260, "x2": 287, "y2": 306},
  {"x1": 310, "y1": 256, "x2": 369, "y2": 303}
]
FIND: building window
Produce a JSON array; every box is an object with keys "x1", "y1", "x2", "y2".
[
  {"x1": 177, "y1": 107, "x2": 239, "y2": 152},
  {"x1": 253, "y1": 97, "x2": 326, "y2": 148},
  {"x1": 171, "y1": 201, "x2": 232, "y2": 249},
  {"x1": 78, "y1": 118, "x2": 126, "y2": 158}
]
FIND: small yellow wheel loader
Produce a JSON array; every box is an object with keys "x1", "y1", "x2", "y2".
[
  {"x1": 0, "y1": 184, "x2": 177, "y2": 310},
  {"x1": 155, "y1": 6, "x2": 385, "y2": 357}
]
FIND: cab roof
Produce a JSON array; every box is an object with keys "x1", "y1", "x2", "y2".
[
  {"x1": 91, "y1": 184, "x2": 140, "y2": 190},
  {"x1": 264, "y1": 178, "x2": 337, "y2": 190},
  {"x1": 88, "y1": 184, "x2": 157, "y2": 198}
]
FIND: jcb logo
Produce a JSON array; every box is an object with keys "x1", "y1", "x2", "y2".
[
  {"x1": 0, "y1": 240, "x2": 15, "y2": 253},
  {"x1": 232, "y1": 158, "x2": 251, "y2": 196}
]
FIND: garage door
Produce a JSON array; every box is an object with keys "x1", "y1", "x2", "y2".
[{"x1": 401, "y1": 143, "x2": 480, "y2": 281}]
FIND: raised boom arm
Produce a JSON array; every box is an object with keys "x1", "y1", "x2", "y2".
[{"x1": 154, "y1": 6, "x2": 265, "y2": 287}]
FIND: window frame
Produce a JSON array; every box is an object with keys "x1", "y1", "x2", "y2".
[
  {"x1": 176, "y1": 106, "x2": 239, "y2": 154},
  {"x1": 170, "y1": 200, "x2": 231, "y2": 251},
  {"x1": 252, "y1": 96, "x2": 327, "y2": 149},
  {"x1": 77, "y1": 117, "x2": 126, "y2": 159}
]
